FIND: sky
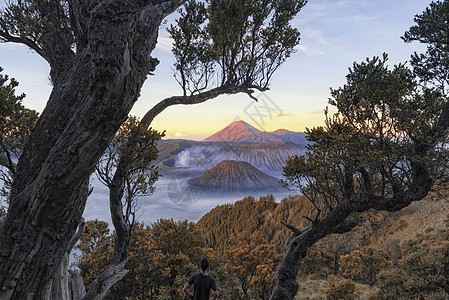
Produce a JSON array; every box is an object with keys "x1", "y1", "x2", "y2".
[{"x1": 0, "y1": 0, "x2": 431, "y2": 140}]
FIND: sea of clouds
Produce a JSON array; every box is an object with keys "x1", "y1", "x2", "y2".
[{"x1": 83, "y1": 174, "x2": 296, "y2": 226}]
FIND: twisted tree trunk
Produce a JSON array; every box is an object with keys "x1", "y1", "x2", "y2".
[
  {"x1": 270, "y1": 162, "x2": 435, "y2": 300},
  {"x1": 0, "y1": 1, "x2": 184, "y2": 298}
]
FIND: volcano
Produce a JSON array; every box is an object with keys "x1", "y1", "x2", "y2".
[
  {"x1": 187, "y1": 160, "x2": 284, "y2": 193},
  {"x1": 204, "y1": 120, "x2": 262, "y2": 142},
  {"x1": 204, "y1": 120, "x2": 307, "y2": 144}
]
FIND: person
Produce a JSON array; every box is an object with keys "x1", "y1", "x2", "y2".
[{"x1": 183, "y1": 258, "x2": 218, "y2": 300}]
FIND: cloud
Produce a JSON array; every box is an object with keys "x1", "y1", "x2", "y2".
[
  {"x1": 155, "y1": 28, "x2": 174, "y2": 52},
  {"x1": 303, "y1": 28, "x2": 330, "y2": 46},
  {"x1": 276, "y1": 112, "x2": 296, "y2": 118},
  {"x1": 295, "y1": 45, "x2": 326, "y2": 56},
  {"x1": 311, "y1": 109, "x2": 325, "y2": 115},
  {"x1": 174, "y1": 145, "x2": 234, "y2": 169},
  {"x1": 175, "y1": 132, "x2": 187, "y2": 137}
]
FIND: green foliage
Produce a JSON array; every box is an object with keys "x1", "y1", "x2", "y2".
[
  {"x1": 0, "y1": 67, "x2": 39, "y2": 207},
  {"x1": 402, "y1": 0, "x2": 449, "y2": 90},
  {"x1": 167, "y1": 0, "x2": 306, "y2": 95},
  {"x1": 282, "y1": 53, "x2": 449, "y2": 218},
  {"x1": 96, "y1": 116, "x2": 163, "y2": 225},
  {"x1": 0, "y1": 1, "x2": 75, "y2": 68},
  {"x1": 0, "y1": 1, "x2": 60, "y2": 45}
]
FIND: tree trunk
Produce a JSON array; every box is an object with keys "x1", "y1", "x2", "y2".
[
  {"x1": 0, "y1": 1, "x2": 184, "y2": 298},
  {"x1": 69, "y1": 270, "x2": 86, "y2": 300},
  {"x1": 270, "y1": 168, "x2": 434, "y2": 300},
  {"x1": 270, "y1": 201, "x2": 354, "y2": 300},
  {"x1": 52, "y1": 253, "x2": 71, "y2": 300},
  {"x1": 51, "y1": 218, "x2": 86, "y2": 300},
  {"x1": 81, "y1": 260, "x2": 128, "y2": 300}
]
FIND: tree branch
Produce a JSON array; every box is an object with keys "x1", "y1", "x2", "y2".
[
  {"x1": 81, "y1": 260, "x2": 129, "y2": 300},
  {"x1": 141, "y1": 85, "x2": 267, "y2": 126},
  {"x1": 0, "y1": 27, "x2": 47, "y2": 61},
  {"x1": 68, "y1": 217, "x2": 85, "y2": 253},
  {"x1": 67, "y1": 0, "x2": 89, "y2": 50},
  {"x1": 0, "y1": 142, "x2": 16, "y2": 175},
  {"x1": 280, "y1": 222, "x2": 303, "y2": 236}
]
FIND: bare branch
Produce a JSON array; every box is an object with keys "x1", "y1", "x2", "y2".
[
  {"x1": 0, "y1": 26, "x2": 47, "y2": 60},
  {"x1": 141, "y1": 85, "x2": 268, "y2": 126},
  {"x1": 280, "y1": 222, "x2": 303, "y2": 236},
  {"x1": 68, "y1": 217, "x2": 86, "y2": 253},
  {"x1": 303, "y1": 216, "x2": 315, "y2": 225},
  {"x1": 81, "y1": 260, "x2": 129, "y2": 300}
]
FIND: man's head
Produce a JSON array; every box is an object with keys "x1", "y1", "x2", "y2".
[{"x1": 200, "y1": 258, "x2": 209, "y2": 271}]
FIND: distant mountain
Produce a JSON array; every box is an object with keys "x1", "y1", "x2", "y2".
[
  {"x1": 155, "y1": 139, "x2": 306, "y2": 175},
  {"x1": 270, "y1": 129, "x2": 309, "y2": 145},
  {"x1": 204, "y1": 120, "x2": 262, "y2": 142},
  {"x1": 244, "y1": 131, "x2": 283, "y2": 143},
  {"x1": 187, "y1": 160, "x2": 284, "y2": 193},
  {"x1": 204, "y1": 120, "x2": 308, "y2": 145}
]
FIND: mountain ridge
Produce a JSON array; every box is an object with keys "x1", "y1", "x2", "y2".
[
  {"x1": 204, "y1": 120, "x2": 308, "y2": 144},
  {"x1": 155, "y1": 139, "x2": 306, "y2": 174}
]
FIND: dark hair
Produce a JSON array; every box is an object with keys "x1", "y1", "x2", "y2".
[{"x1": 200, "y1": 258, "x2": 209, "y2": 271}]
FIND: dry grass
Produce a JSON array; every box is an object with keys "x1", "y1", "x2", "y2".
[{"x1": 295, "y1": 276, "x2": 378, "y2": 300}]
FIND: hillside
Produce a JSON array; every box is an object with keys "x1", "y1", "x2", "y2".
[
  {"x1": 198, "y1": 193, "x2": 449, "y2": 258},
  {"x1": 187, "y1": 160, "x2": 284, "y2": 193},
  {"x1": 197, "y1": 194, "x2": 317, "y2": 254},
  {"x1": 317, "y1": 196, "x2": 449, "y2": 258}
]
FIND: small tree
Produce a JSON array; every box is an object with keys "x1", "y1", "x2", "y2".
[
  {"x1": 94, "y1": 116, "x2": 162, "y2": 282},
  {"x1": 300, "y1": 245, "x2": 335, "y2": 279},
  {"x1": 272, "y1": 19, "x2": 449, "y2": 300},
  {"x1": 0, "y1": 67, "x2": 38, "y2": 210},
  {"x1": 326, "y1": 277, "x2": 356, "y2": 300},
  {"x1": 270, "y1": 2, "x2": 449, "y2": 298},
  {"x1": 91, "y1": 0, "x2": 306, "y2": 295},
  {"x1": 339, "y1": 247, "x2": 390, "y2": 286},
  {"x1": 76, "y1": 219, "x2": 212, "y2": 299},
  {"x1": 225, "y1": 231, "x2": 279, "y2": 299}
]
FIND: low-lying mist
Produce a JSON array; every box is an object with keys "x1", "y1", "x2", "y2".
[{"x1": 84, "y1": 175, "x2": 296, "y2": 225}]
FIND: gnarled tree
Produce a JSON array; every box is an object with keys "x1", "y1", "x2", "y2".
[
  {"x1": 270, "y1": 2, "x2": 449, "y2": 298},
  {"x1": 0, "y1": 0, "x2": 184, "y2": 298},
  {"x1": 0, "y1": 0, "x2": 306, "y2": 298}
]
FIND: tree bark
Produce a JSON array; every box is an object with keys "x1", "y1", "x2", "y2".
[
  {"x1": 0, "y1": 1, "x2": 184, "y2": 298},
  {"x1": 81, "y1": 260, "x2": 129, "y2": 300},
  {"x1": 69, "y1": 270, "x2": 86, "y2": 300},
  {"x1": 52, "y1": 218, "x2": 86, "y2": 300}
]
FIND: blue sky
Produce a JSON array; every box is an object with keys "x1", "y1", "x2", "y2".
[{"x1": 0, "y1": 0, "x2": 431, "y2": 140}]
